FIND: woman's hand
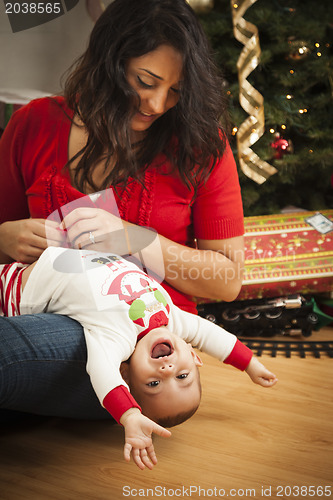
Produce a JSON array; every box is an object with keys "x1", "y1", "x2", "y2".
[
  {"x1": 0, "y1": 219, "x2": 63, "y2": 264},
  {"x1": 158, "y1": 234, "x2": 245, "y2": 301},
  {"x1": 60, "y1": 207, "x2": 127, "y2": 253}
]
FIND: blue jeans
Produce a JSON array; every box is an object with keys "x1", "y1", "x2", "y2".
[{"x1": 0, "y1": 313, "x2": 114, "y2": 421}]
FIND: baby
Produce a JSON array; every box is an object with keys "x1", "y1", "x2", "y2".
[{"x1": 0, "y1": 247, "x2": 277, "y2": 470}]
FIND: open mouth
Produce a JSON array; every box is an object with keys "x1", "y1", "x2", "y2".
[{"x1": 151, "y1": 341, "x2": 173, "y2": 359}]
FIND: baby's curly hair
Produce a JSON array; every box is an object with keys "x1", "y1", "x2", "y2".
[{"x1": 156, "y1": 400, "x2": 201, "y2": 428}]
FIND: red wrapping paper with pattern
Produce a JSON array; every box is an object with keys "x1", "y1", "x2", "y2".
[{"x1": 237, "y1": 210, "x2": 333, "y2": 300}]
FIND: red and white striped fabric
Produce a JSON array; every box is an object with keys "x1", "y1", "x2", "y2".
[{"x1": 0, "y1": 262, "x2": 28, "y2": 317}]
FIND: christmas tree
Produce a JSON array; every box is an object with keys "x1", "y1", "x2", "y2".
[{"x1": 198, "y1": 0, "x2": 333, "y2": 215}]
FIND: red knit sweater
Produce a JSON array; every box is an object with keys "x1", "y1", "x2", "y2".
[{"x1": 0, "y1": 96, "x2": 244, "y2": 313}]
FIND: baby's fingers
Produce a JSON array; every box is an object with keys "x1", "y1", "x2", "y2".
[
  {"x1": 139, "y1": 448, "x2": 156, "y2": 470},
  {"x1": 132, "y1": 448, "x2": 152, "y2": 470},
  {"x1": 124, "y1": 442, "x2": 132, "y2": 463},
  {"x1": 152, "y1": 422, "x2": 172, "y2": 439},
  {"x1": 146, "y1": 444, "x2": 158, "y2": 465},
  {"x1": 124, "y1": 444, "x2": 155, "y2": 470},
  {"x1": 259, "y1": 374, "x2": 278, "y2": 387}
]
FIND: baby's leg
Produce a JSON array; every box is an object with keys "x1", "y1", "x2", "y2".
[
  {"x1": 0, "y1": 254, "x2": 48, "y2": 317},
  {"x1": 0, "y1": 262, "x2": 30, "y2": 316}
]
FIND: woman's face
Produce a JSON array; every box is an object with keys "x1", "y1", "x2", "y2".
[{"x1": 126, "y1": 44, "x2": 183, "y2": 139}]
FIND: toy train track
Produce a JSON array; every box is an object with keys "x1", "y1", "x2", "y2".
[{"x1": 238, "y1": 339, "x2": 333, "y2": 358}]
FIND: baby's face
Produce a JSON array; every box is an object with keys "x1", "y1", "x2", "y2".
[{"x1": 123, "y1": 327, "x2": 202, "y2": 421}]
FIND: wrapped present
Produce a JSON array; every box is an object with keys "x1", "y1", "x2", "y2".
[
  {"x1": 238, "y1": 210, "x2": 333, "y2": 300},
  {"x1": 0, "y1": 88, "x2": 50, "y2": 130}
]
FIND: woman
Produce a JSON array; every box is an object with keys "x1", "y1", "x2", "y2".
[{"x1": 0, "y1": 0, "x2": 244, "y2": 419}]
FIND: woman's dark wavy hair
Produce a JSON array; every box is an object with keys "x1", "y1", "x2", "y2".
[{"x1": 63, "y1": 0, "x2": 229, "y2": 192}]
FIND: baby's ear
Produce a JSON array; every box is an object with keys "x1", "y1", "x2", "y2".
[
  {"x1": 190, "y1": 348, "x2": 203, "y2": 367},
  {"x1": 120, "y1": 362, "x2": 130, "y2": 383}
]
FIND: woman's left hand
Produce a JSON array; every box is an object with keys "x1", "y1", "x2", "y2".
[{"x1": 60, "y1": 207, "x2": 128, "y2": 253}]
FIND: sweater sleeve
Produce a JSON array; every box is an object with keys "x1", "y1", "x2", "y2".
[
  {"x1": 169, "y1": 304, "x2": 252, "y2": 370},
  {"x1": 223, "y1": 338, "x2": 253, "y2": 371},
  {"x1": 103, "y1": 386, "x2": 142, "y2": 424},
  {"x1": 0, "y1": 105, "x2": 30, "y2": 223},
  {"x1": 83, "y1": 326, "x2": 141, "y2": 419},
  {"x1": 192, "y1": 142, "x2": 244, "y2": 240}
]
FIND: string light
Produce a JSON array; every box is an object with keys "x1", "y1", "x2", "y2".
[
  {"x1": 299, "y1": 108, "x2": 308, "y2": 114},
  {"x1": 286, "y1": 94, "x2": 293, "y2": 99},
  {"x1": 317, "y1": 52, "x2": 322, "y2": 57},
  {"x1": 269, "y1": 128, "x2": 275, "y2": 134},
  {"x1": 281, "y1": 124, "x2": 287, "y2": 130},
  {"x1": 298, "y1": 46, "x2": 307, "y2": 55},
  {"x1": 290, "y1": 69, "x2": 295, "y2": 74},
  {"x1": 232, "y1": 126, "x2": 238, "y2": 135}
]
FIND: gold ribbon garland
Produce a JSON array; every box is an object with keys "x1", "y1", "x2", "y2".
[
  {"x1": 231, "y1": 0, "x2": 277, "y2": 184},
  {"x1": 186, "y1": 0, "x2": 214, "y2": 13}
]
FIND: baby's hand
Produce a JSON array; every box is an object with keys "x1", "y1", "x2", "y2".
[
  {"x1": 245, "y1": 357, "x2": 278, "y2": 387},
  {"x1": 120, "y1": 408, "x2": 171, "y2": 470}
]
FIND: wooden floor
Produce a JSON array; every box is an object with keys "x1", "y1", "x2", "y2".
[{"x1": 1, "y1": 328, "x2": 332, "y2": 500}]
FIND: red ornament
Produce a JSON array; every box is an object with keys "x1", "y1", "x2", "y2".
[{"x1": 270, "y1": 133, "x2": 293, "y2": 159}]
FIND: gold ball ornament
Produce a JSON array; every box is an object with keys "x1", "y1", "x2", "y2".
[{"x1": 186, "y1": 0, "x2": 214, "y2": 13}]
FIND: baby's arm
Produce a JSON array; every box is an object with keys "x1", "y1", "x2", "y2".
[
  {"x1": 169, "y1": 304, "x2": 278, "y2": 387},
  {"x1": 84, "y1": 337, "x2": 172, "y2": 470},
  {"x1": 84, "y1": 330, "x2": 172, "y2": 470},
  {"x1": 120, "y1": 408, "x2": 171, "y2": 470}
]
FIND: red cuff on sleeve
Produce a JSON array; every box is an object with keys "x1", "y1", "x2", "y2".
[
  {"x1": 103, "y1": 386, "x2": 141, "y2": 424},
  {"x1": 223, "y1": 339, "x2": 253, "y2": 371}
]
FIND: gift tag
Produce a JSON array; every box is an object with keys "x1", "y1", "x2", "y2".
[{"x1": 305, "y1": 212, "x2": 333, "y2": 234}]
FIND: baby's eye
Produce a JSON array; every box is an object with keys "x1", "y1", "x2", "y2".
[
  {"x1": 177, "y1": 373, "x2": 189, "y2": 380},
  {"x1": 147, "y1": 380, "x2": 160, "y2": 387}
]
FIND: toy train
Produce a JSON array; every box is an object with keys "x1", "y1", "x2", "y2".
[{"x1": 198, "y1": 294, "x2": 319, "y2": 338}]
